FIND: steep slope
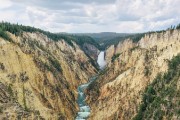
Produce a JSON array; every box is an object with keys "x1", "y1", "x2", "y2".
[
  {"x1": 134, "y1": 54, "x2": 180, "y2": 120},
  {"x1": 72, "y1": 35, "x2": 101, "y2": 68},
  {"x1": 87, "y1": 29, "x2": 180, "y2": 120},
  {"x1": 0, "y1": 30, "x2": 97, "y2": 119}
]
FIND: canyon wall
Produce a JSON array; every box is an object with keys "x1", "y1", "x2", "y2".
[
  {"x1": 87, "y1": 29, "x2": 180, "y2": 120},
  {"x1": 0, "y1": 32, "x2": 97, "y2": 119}
]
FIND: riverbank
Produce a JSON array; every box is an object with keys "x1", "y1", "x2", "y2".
[
  {"x1": 75, "y1": 76, "x2": 97, "y2": 120},
  {"x1": 75, "y1": 51, "x2": 106, "y2": 119}
]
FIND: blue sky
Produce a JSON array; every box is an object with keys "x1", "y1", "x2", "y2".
[{"x1": 0, "y1": 0, "x2": 179, "y2": 33}]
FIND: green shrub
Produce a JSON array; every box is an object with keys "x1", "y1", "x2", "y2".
[
  {"x1": 0, "y1": 106, "x2": 3, "y2": 113},
  {"x1": 111, "y1": 53, "x2": 121, "y2": 62},
  {"x1": 7, "y1": 84, "x2": 13, "y2": 97},
  {"x1": 48, "y1": 57, "x2": 62, "y2": 72},
  {"x1": 134, "y1": 54, "x2": 180, "y2": 120},
  {"x1": 144, "y1": 66, "x2": 150, "y2": 76},
  {"x1": 0, "y1": 28, "x2": 12, "y2": 42},
  {"x1": 130, "y1": 46, "x2": 139, "y2": 52}
]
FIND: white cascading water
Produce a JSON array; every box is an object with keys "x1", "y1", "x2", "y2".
[
  {"x1": 75, "y1": 51, "x2": 106, "y2": 120},
  {"x1": 97, "y1": 51, "x2": 106, "y2": 69}
]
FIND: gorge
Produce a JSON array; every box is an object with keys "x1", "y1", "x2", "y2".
[
  {"x1": 76, "y1": 51, "x2": 106, "y2": 120},
  {"x1": 1, "y1": 0, "x2": 180, "y2": 119},
  {"x1": 0, "y1": 22, "x2": 180, "y2": 120}
]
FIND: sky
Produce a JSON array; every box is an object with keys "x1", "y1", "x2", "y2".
[{"x1": 0, "y1": 0, "x2": 179, "y2": 33}]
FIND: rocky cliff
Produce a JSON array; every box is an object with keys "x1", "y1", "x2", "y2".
[
  {"x1": 0, "y1": 31, "x2": 97, "y2": 119},
  {"x1": 87, "y1": 29, "x2": 180, "y2": 120},
  {"x1": 134, "y1": 54, "x2": 180, "y2": 120}
]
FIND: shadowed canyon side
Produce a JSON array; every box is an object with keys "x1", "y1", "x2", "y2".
[
  {"x1": 0, "y1": 28, "x2": 100, "y2": 119},
  {"x1": 87, "y1": 29, "x2": 180, "y2": 120}
]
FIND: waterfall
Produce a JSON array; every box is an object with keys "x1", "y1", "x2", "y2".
[{"x1": 97, "y1": 51, "x2": 106, "y2": 69}]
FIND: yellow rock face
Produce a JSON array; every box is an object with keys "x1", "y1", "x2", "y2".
[
  {"x1": 0, "y1": 32, "x2": 97, "y2": 119},
  {"x1": 87, "y1": 29, "x2": 180, "y2": 120}
]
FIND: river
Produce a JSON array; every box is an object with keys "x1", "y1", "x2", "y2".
[{"x1": 75, "y1": 51, "x2": 106, "y2": 120}]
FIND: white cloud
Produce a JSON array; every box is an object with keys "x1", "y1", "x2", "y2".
[
  {"x1": 0, "y1": 0, "x2": 13, "y2": 9},
  {"x1": 0, "y1": 0, "x2": 179, "y2": 33}
]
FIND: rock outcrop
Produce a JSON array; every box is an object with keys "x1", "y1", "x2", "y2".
[
  {"x1": 0, "y1": 32, "x2": 97, "y2": 119},
  {"x1": 87, "y1": 29, "x2": 180, "y2": 120},
  {"x1": 82, "y1": 43, "x2": 100, "y2": 60}
]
